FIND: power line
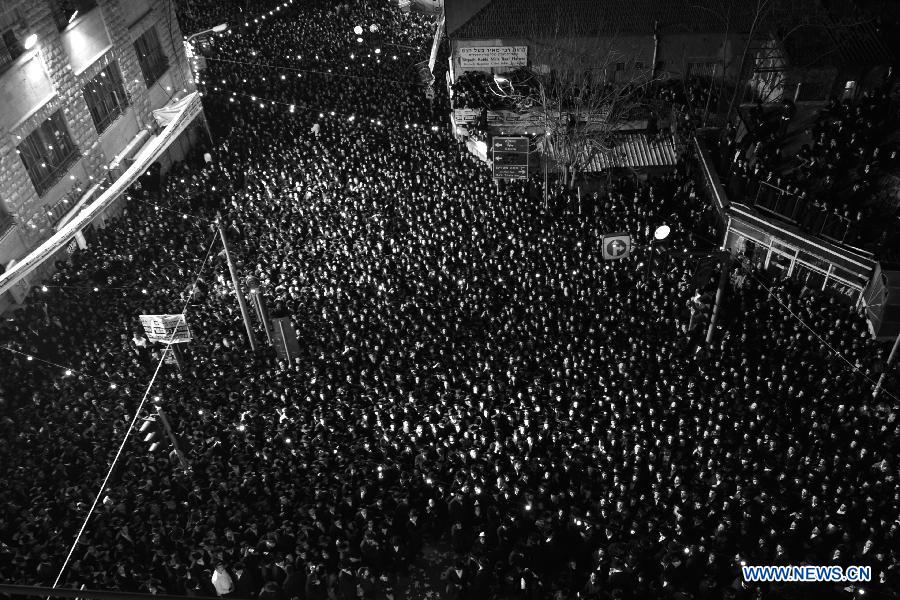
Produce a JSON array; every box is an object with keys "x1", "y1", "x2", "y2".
[
  {"x1": 0, "y1": 346, "x2": 123, "y2": 388},
  {"x1": 748, "y1": 271, "x2": 900, "y2": 404},
  {"x1": 49, "y1": 230, "x2": 220, "y2": 592},
  {"x1": 201, "y1": 55, "x2": 419, "y2": 87}
]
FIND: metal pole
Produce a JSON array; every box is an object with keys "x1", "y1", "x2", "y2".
[
  {"x1": 216, "y1": 213, "x2": 257, "y2": 350},
  {"x1": 254, "y1": 292, "x2": 274, "y2": 345},
  {"x1": 543, "y1": 154, "x2": 549, "y2": 210},
  {"x1": 0, "y1": 583, "x2": 221, "y2": 600},
  {"x1": 706, "y1": 256, "x2": 731, "y2": 344},
  {"x1": 155, "y1": 405, "x2": 190, "y2": 473},
  {"x1": 873, "y1": 331, "x2": 900, "y2": 398}
]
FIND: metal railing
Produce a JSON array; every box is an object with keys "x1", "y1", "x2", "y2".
[{"x1": 753, "y1": 180, "x2": 852, "y2": 243}]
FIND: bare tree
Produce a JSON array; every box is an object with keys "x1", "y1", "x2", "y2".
[{"x1": 488, "y1": 30, "x2": 663, "y2": 188}]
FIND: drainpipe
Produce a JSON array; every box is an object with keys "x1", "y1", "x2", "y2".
[{"x1": 651, "y1": 20, "x2": 660, "y2": 79}]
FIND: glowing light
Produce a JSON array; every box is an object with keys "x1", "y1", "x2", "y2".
[
  {"x1": 353, "y1": 25, "x2": 363, "y2": 35},
  {"x1": 23, "y1": 34, "x2": 38, "y2": 49},
  {"x1": 374, "y1": 48, "x2": 381, "y2": 54},
  {"x1": 41, "y1": 285, "x2": 48, "y2": 292},
  {"x1": 64, "y1": 369, "x2": 73, "y2": 376},
  {"x1": 654, "y1": 225, "x2": 671, "y2": 240}
]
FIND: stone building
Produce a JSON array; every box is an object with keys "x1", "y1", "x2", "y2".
[{"x1": 0, "y1": 0, "x2": 207, "y2": 309}]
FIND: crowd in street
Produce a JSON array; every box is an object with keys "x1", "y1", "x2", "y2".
[
  {"x1": 1, "y1": 1, "x2": 900, "y2": 600},
  {"x1": 718, "y1": 92, "x2": 898, "y2": 245}
]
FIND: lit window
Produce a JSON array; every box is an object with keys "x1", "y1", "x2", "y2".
[
  {"x1": 18, "y1": 111, "x2": 78, "y2": 196},
  {"x1": 82, "y1": 62, "x2": 128, "y2": 135}
]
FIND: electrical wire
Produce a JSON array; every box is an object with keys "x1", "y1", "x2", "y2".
[
  {"x1": 49, "y1": 229, "x2": 220, "y2": 592},
  {"x1": 748, "y1": 271, "x2": 900, "y2": 404},
  {"x1": 201, "y1": 55, "x2": 420, "y2": 87},
  {"x1": 0, "y1": 346, "x2": 122, "y2": 388}
]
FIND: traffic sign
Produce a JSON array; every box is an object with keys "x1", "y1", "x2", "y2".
[
  {"x1": 492, "y1": 136, "x2": 529, "y2": 180},
  {"x1": 601, "y1": 233, "x2": 632, "y2": 260}
]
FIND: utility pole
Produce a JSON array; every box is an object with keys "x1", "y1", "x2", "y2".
[
  {"x1": 706, "y1": 254, "x2": 732, "y2": 344},
  {"x1": 154, "y1": 404, "x2": 190, "y2": 473},
  {"x1": 247, "y1": 276, "x2": 273, "y2": 345},
  {"x1": 216, "y1": 212, "x2": 257, "y2": 351},
  {"x1": 873, "y1": 331, "x2": 900, "y2": 398}
]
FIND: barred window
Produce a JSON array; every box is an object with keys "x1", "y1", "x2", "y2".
[
  {"x1": 49, "y1": 0, "x2": 98, "y2": 31},
  {"x1": 83, "y1": 62, "x2": 128, "y2": 135},
  {"x1": 17, "y1": 111, "x2": 79, "y2": 197},
  {"x1": 134, "y1": 26, "x2": 168, "y2": 87}
]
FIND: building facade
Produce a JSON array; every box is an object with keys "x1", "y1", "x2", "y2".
[{"x1": 0, "y1": 0, "x2": 202, "y2": 308}]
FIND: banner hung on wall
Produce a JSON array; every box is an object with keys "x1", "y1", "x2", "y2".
[{"x1": 458, "y1": 46, "x2": 527, "y2": 68}]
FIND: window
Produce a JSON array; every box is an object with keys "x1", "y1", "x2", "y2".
[
  {"x1": 49, "y1": 0, "x2": 98, "y2": 31},
  {"x1": 18, "y1": 111, "x2": 79, "y2": 196},
  {"x1": 134, "y1": 26, "x2": 168, "y2": 87},
  {"x1": 83, "y1": 62, "x2": 128, "y2": 135},
  {"x1": 0, "y1": 7, "x2": 25, "y2": 69}
]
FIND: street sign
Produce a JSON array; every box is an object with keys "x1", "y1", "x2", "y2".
[
  {"x1": 492, "y1": 136, "x2": 529, "y2": 180},
  {"x1": 271, "y1": 317, "x2": 301, "y2": 362},
  {"x1": 139, "y1": 314, "x2": 192, "y2": 344},
  {"x1": 601, "y1": 233, "x2": 632, "y2": 260}
]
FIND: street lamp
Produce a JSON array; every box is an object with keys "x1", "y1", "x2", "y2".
[
  {"x1": 353, "y1": 25, "x2": 364, "y2": 35},
  {"x1": 185, "y1": 23, "x2": 228, "y2": 43},
  {"x1": 647, "y1": 224, "x2": 670, "y2": 280},
  {"x1": 246, "y1": 275, "x2": 273, "y2": 344}
]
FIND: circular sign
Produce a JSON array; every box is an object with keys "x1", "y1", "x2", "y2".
[{"x1": 606, "y1": 238, "x2": 628, "y2": 258}]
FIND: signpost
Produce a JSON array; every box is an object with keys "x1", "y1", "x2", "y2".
[
  {"x1": 492, "y1": 137, "x2": 529, "y2": 180},
  {"x1": 601, "y1": 233, "x2": 632, "y2": 260},
  {"x1": 139, "y1": 314, "x2": 192, "y2": 343}
]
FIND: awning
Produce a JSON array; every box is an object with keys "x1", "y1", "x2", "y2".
[{"x1": 0, "y1": 92, "x2": 204, "y2": 297}]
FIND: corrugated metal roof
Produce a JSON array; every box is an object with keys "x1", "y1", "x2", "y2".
[
  {"x1": 449, "y1": 0, "x2": 892, "y2": 66},
  {"x1": 549, "y1": 133, "x2": 678, "y2": 171},
  {"x1": 451, "y1": 0, "x2": 762, "y2": 39}
]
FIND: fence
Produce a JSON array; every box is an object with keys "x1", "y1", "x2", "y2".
[{"x1": 753, "y1": 180, "x2": 853, "y2": 243}]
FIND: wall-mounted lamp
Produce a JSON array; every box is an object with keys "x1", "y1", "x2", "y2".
[{"x1": 23, "y1": 34, "x2": 38, "y2": 50}]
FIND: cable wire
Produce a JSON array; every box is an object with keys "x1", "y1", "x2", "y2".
[
  {"x1": 0, "y1": 346, "x2": 122, "y2": 387},
  {"x1": 749, "y1": 271, "x2": 900, "y2": 404},
  {"x1": 49, "y1": 229, "x2": 220, "y2": 592}
]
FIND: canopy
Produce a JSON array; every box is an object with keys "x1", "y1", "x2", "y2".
[{"x1": 0, "y1": 93, "x2": 203, "y2": 298}]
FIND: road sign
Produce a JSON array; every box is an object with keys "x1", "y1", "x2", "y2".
[
  {"x1": 139, "y1": 314, "x2": 192, "y2": 344},
  {"x1": 601, "y1": 233, "x2": 632, "y2": 260},
  {"x1": 271, "y1": 317, "x2": 301, "y2": 362},
  {"x1": 492, "y1": 136, "x2": 529, "y2": 180}
]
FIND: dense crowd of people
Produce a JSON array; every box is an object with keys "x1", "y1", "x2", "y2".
[
  {"x1": 718, "y1": 91, "x2": 898, "y2": 246},
  {"x1": 1, "y1": 1, "x2": 900, "y2": 600}
]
